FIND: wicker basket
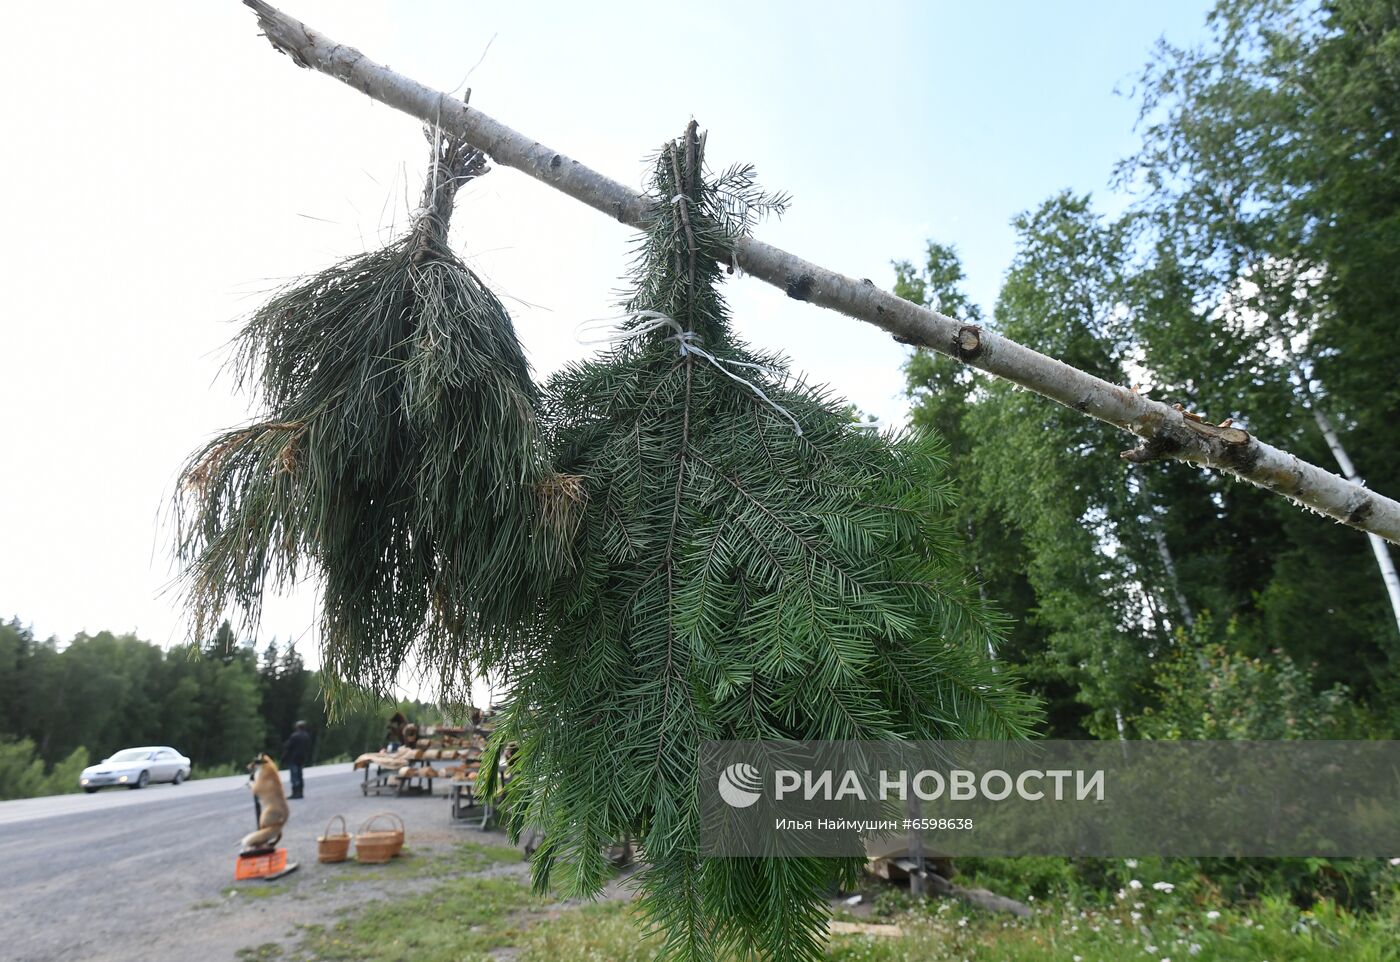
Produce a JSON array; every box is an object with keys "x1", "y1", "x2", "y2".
[
  {"x1": 317, "y1": 814, "x2": 351, "y2": 863},
  {"x1": 355, "y1": 812, "x2": 405, "y2": 863},
  {"x1": 384, "y1": 811, "x2": 406, "y2": 856}
]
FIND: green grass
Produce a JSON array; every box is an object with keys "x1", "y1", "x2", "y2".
[
  {"x1": 266, "y1": 853, "x2": 1400, "y2": 962},
  {"x1": 417, "y1": 840, "x2": 524, "y2": 875},
  {"x1": 227, "y1": 839, "x2": 533, "y2": 961},
  {"x1": 821, "y1": 894, "x2": 1400, "y2": 962},
  {"x1": 218, "y1": 839, "x2": 522, "y2": 916},
  {"x1": 486, "y1": 888, "x2": 1400, "y2": 962},
  {"x1": 223, "y1": 882, "x2": 291, "y2": 900},
  {"x1": 292, "y1": 875, "x2": 547, "y2": 962},
  {"x1": 506, "y1": 892, "x2": 1400, "y2": 962},
  {"x1": 313, "y1": 839, "x2": 523, "y2": 890},
  {"x1": 514, "y1": 901, "x2": 658, "y2": 962}
]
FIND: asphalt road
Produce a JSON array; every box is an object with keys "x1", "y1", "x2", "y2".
[
  {"x1": 0, "y1": 762, "x2": 354, "y2": 827},
  {"x1": 0, "y1": 763, "x2": 489, "y2": 962}
]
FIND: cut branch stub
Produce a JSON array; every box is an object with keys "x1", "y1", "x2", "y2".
[
  {"x1": 955, "y1": 325, "x2": 982, "y2": 361},
  {"x1": 1121, "y1": 417, "x2": 1251, "y2": 464},
  {"x1": 236, "y1": 0, "x2": 1400, "y2": 546}
]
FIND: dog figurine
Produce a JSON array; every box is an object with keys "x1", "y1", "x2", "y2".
[{"x1": 241, "y1": 753, "x2": 289, "y2": 852}]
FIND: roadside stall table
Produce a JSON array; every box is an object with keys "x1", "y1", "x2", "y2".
[{"x1": 352, "y1": 725, "x2": 488, "y2": 798}]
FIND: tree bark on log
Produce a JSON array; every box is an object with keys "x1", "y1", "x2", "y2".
[
  {"x1": 925, "y1": 872, "x2": 1033, "y2": 918},
  {"x1": 238, "y1": 0, "x2": 1400, "y2": 546}
]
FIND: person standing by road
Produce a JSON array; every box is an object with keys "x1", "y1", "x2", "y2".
[{"x1": 282, "y1": 720, "x2": 312, "y2": 800}]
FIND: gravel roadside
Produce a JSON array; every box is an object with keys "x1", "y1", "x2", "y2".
[{"x1": 0, "y1": 765, "x2": 527, "y2": 962}]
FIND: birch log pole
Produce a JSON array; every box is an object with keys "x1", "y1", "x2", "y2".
[{"x1": 239, "y1": 0, "x2": 1400, "y2": 546}]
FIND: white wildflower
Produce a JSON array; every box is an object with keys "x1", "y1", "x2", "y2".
[
  {"x1": 1205, "y1": 910, "x2": 1221, "y2": 921},
  {"x1": 1129, "y1": 879, "x2": 1143, "y2": 890},
  {"x1": 1152, "y1": 881, "x2": 1175, "y2": 893}
]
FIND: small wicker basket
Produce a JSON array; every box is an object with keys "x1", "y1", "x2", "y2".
[
  {"x1": 317, "y1": 814, "x2": 351, "y2": 863},
  {"x1": 355, "y1": 812, "x2": 405, "y2": 863}
]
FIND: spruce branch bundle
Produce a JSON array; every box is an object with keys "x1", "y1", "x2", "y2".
[
  {"x1": 490, "y1": 124, "x2": 1038, "y2": 961},
  {"x1": 174, "y1": 121, "x2": 559, "y2": 696}
]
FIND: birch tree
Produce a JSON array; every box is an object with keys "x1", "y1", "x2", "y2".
[{"x1": 1125, "y1": 0, "x2": 1400, "y2": 643}]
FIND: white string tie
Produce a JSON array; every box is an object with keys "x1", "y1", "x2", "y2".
[{"x1": 574, "y1": 311, "x2": 803, "y2": 436}]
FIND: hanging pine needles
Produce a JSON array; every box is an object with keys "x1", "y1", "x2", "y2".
[
  {"x1": 490, "y1": 123, "x2": 1039, "y2": 961},
  {"x1": 174, "y1": 117, "x2": 562, "y2": 697}
]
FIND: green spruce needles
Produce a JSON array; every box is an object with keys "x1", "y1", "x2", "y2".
[
  {"x1": 491, "y1": 124, "x2": 1037, "y2": 961},
  {"x1": 174, "y1": 127, "x2": 559, "y2": 696}
]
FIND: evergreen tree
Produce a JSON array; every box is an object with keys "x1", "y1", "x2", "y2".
[
  {"x1": 258, "y1": 641, "x2": 311, "y2": 752},
  {"x1": 493, "y1": 125, "x2": 1036, "y2": 962},
  {"x1": 158, "y1": 653, "x2": 204, "y2": 760},
  {"x1": 896, "y1": 247, "x2": 1088, "y2": 735},
  {"x1": 901, "y1": 198, "x2": 1185, "y2": 735},
  {"x1": 0, "y1": 619, "x2": 34, "y2": 737},
  {"x1": 974, "y1": 195, "x2": 1172, "y2": 735}
]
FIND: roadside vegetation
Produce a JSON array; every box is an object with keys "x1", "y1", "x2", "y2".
[
  {"x1": 244, "y1": 855, "x2": 1400, "y2": 962},
  {"x1": 0, "y1": 616, "x2": 445, "y2": 801},
  {"x1": 0, "y1": 737, "x2": 89, "y2": 800},
  {"x1": 825, "y1": 891, "x2": 1400, "y2": 962}
]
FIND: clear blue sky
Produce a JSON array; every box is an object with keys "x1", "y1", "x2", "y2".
[{"x1": 0, "y1": 1, "x2": 1216, "y2": 678}]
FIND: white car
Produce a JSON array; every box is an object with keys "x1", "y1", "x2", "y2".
[{"x1": 80, "y1": 746, "x2": 192, "y2": 792}]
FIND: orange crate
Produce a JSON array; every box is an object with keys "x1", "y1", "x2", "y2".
[{"x1": 235, "y1": 847, "x2": 288, "y2": 880}]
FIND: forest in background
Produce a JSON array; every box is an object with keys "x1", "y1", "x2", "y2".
[
  {"x1": 860, "y1": 0, "x2": 1400, "y2": 914},
  {"x1": 895, "y1": 0, "x2": 1400, "y2": 744},
  {"x1": 0, "y1": 616, "x2": 445, "y2": 800}
]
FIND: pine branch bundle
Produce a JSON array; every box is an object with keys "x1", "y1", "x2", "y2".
[
  {"x1": 174, "y1": 124, "x2": 562, "y2": 696},
  {"x1": 491, "y1": 124, "x2": 1038, "y2": 961}
]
